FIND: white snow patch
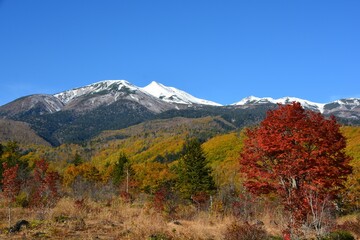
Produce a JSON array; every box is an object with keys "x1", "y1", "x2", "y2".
[
  {"x1": 141, "y1": 81, "x2": 222, "y2": 106},
  {"x1": 44, "y1": 97, "x2": 62, "y2": 112}
]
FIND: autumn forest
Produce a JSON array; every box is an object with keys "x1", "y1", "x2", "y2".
[{"x1": 0, "y1": 103, "x2": 360, "y2": 239}]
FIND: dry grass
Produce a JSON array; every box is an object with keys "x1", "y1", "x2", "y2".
[
  {"x1": 336, "y1": 213, "x2": 360, "y2": 239},
  {"x1": 4, "y1": 198, "x2": 357, "y2": 239},
  {"x1": 0, "y1": 198, "x2": 236, "y2": 240},
  {"x1": 336, "y1": 213, "x2": 360, "y2": 225}
]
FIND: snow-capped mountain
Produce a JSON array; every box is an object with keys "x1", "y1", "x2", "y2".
[
  {"x1": 325, "y1": 98, "x2": 360, "y2": 111},
  {"x1": 323, "y1": 98, "x2": 360, "y2": 119},
  {"x1": 141, "y1": 81, "x2": 222, "y2": 106},
  {"x1": 53, "y1": 80, "x2": 178, "y2": 113},
  {"x1": 54, "y1": 80, "x2": 139, "y2": 104},
  {"x1": 0, "y1": 80, "x2": 358, "y2": 117},
  {"x1": 233, "y1": 96, "x2": 325, "y2": 113},
  {"x1": 233, "y1": 96, "x2": 360, "y2": 119},
  {"x1": 1, "y1": 79, "x2": 225, "y2": 118},
  {"x1": 52, "y1": 80, "x2": 221, "y2": 112}
]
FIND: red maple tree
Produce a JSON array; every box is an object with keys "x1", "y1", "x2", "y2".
[
  {"x1": 1, "y1": 162, "x2": 21, "y2": 229},
  {"x1": 2, "y1": 162, "x2": 20, "y2": 202},
  {"x1": 240, "y1": 102, "x2": 352, "y2": 235},
  {"x1": 31, "y1": 159, "x2": 60, "y2": 208}
]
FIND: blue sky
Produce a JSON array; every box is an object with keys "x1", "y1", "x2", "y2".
[{"x1": 0, "y1": 0, "x2": 359, "y2": 106}]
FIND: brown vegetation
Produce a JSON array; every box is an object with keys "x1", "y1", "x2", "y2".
[{"x1": 0, "y1": 119, "x2": 50, "y2": 146}]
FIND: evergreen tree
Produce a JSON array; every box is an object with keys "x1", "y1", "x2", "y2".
[
  {"x1": 1, "y1": 141, "x2": 21, "y2": 166},
  {"x1": 176, "y1": 138, "x2": 216, "y2": 199},
  {"x1": 113, "y1": 152, "x2": 132, "y2": 192},
  {"x1": 0, "y1": 143, "x2": 3, "y2": 157},
  {"x1": 72, "y1": 153, "x2": 83, "y2": 166}
]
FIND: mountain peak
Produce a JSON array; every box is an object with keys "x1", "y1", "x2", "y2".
[
  {"x1": 54, "y1": 80, "x2": 139, "y2": 104},
  {"x1": 91, "y1": 79, "x2": 134, "y2": 87},
  {"x1": 142, "y1": 82, "x2": 222, "y2": 106},
  {"x1": 233, "y1": 96, "x2": 273, "y2": 105},
  {"x1": 147, "y1": 81, "x2": 164, "y2": 87}
]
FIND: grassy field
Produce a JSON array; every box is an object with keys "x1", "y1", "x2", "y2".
[
  {"x1": 1, "y1": 196, "x2": 360, "y2": 239},
  {"x1": 0, "y1": 198, "x2": 236, "y2": 240}
]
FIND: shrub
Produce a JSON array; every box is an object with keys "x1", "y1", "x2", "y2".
[
  {"x1": 172, "y1": 203, "x2": 197, "y2": 220},
  {"x1": 15, "y1": 191, "x2": 29, "y2": 208},
  {"x1": 54, "y1": 214, "x2": 70, "y2": 223},
  {"x1": 268, "y1": 237, "x2": 283, "y2": 240},
  {"x1": 320, "y1": 230, "x2": 355, "y2": 240},
  {"x1": 341, "y1": 216, "x2": 360, "y2": 235},
  {"x1": 224, "y1": 221, "x2": 269, "y2": 240},
  {"x1": 149, "y1": 232, "x2": 172, "y2": 240}
]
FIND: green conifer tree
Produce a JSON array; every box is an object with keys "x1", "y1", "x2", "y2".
[
  {"x1": 176, "y1": 138, "x2": 216, "y2": 199},
  {"x1": 72, "y1": 153, "x2": 83, "y2": 166},
  {"x1": 113, "y1": 152, "x2": 132, "y2": 192},
  {"x1": 0, "y1": 143, "x2": 3, "y2": 157}
]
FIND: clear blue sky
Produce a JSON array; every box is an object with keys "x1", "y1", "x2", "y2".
[{"x1": 1, "y1": 0, "x2": 359, "y2": 106}]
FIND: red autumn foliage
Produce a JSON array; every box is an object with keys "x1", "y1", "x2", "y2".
[
  {"x1": 153, "y1": 187, "x2": 168, "y2": 212},
  {"x1": 1, "y1": 162, "x2": 20, "y2": 203},
  {"x1": 31, "y1": 159, "x2": 60, "y2": 208},
  {"x1": 119, "y1": 191, "x2": 132, "y2": 203},
  {"x1": 240, "y1": 102, "x2": 352, "y2": 230},
  {"x1": 283, "y1": 230, "x2": 291, "y2": 240}
]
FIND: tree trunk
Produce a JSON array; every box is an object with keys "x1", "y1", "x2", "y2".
[
  {"x1": 8, "y1": 204, "x2": 11, "y2": 232},
  {"x1": 126, "y1": 167, "x2": 129, "y2": 194}
]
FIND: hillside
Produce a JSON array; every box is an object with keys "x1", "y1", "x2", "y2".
[
  {"x1": 0, "y1": 119, "x2": 50, "y2": 146},
  {"x1": 90, "y1": 116, "x2": 236, "y2": 165}
]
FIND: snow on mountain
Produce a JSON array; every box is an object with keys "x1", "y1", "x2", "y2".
[
  {"x1": 233, "y1": 96, "x2": 325, "y2": 113},
  {"x1": 54, "y1": 80, "x2": 138, "y2": 104},
  {"x1": 54, "y1": 80, "x2": 222, "y2": 107},
  {"x1": 53, "y1": 80, "x2": 179, "y2": 113},
  {"x1": 141, "y1": 81, "x2": 222, "y2": 106},
  {"x1": 42, "y1": 95, "x2": 65, "y2": 112},
  {"x1": 233, "y1": 96, "x2": 274, "y2": 105},
  {"x1": 323, "y1": 98, "x2": 360, "y2": 119},
  {"x1": 276, "y1": 97, "x2": 325, "y2": 113},
  {"x1": 6, "y1": 78, "x2": 357, "y2": 116},
  {"x1": 330, "y1": 98, "x2": 360, "y2": 109}
]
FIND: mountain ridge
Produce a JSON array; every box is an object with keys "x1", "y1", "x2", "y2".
[
  {"x1": 233, "y1": 95, "x2": 360, "y2": 118},
  {"x1": 232, "y1": 96, "x2": 325, "y2": 113},
  {"x1": 0, "y1": 79, "x2": 359, "y2": 146},
  {"x1": 1, "y1": 79, "x2": 358, "y2": 110}
]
